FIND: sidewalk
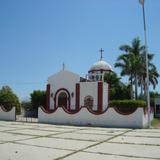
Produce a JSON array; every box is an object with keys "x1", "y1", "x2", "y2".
[{"x1": 0, "y1": 121, "x2": 160, "y2": 160}]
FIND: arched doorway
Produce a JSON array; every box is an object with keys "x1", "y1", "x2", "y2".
[
  {"x1": 54, "y1": 88, "x2": 71, "y2": 110},
  {"x1": 58, "y1": 92, "x2": 68, "y2": 108}
]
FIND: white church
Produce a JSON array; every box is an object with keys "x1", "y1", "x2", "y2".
[
  {"x1": 45, "y1": 49, "x2": 112, "y2": 113},
  {"x1": 0, "y1": 49, "x2": 153, "y2": 128},
  {"x1": 37, "y1": 49, "x2": 153, "y2": 128}
]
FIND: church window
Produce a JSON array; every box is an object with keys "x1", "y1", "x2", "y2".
[{"x1": 84, "y1": 96, "x2": 94, "y2": 109}]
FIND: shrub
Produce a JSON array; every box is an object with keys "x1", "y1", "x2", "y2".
[
  {"x1": 0, "y1": 86, "x2": 21, "y2": 114},
  {"x1": 109, "y1": 100, "x2": 146, "y2": 108}
]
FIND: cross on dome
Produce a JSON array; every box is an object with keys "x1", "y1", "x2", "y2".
[{"x1": 99, "y1": 48, "x2": 104, "y2": 60}]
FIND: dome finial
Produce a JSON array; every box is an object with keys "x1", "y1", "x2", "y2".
[{"x1": 99, "y1": 48, "x2": 104, "y2": 60}]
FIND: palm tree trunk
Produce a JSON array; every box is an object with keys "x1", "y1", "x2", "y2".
[
  {"x1": 135, "y1": 74, "x2": 138, "y2": 99},
  {"x1": 140, "y1": 78, "x2": 143, "y2": 96},
  {"x1": 130, "y1": 74, "x2": 134, "y2": 99}
]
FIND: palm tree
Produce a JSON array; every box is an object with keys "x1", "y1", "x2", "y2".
[
  {"x1": 138, "y1": 53, "x2": 159, "y2": 96},
  {"x1": 115, "y1": 37, "x2": 159, "y2": 99},
  {"x1": 115, "y1": 37, "x2": 144, "y2": 99},
  {"x1": 115, "y1": 53, "x2": 135, "y2": 99}
]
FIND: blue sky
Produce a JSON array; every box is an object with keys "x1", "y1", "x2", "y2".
[{"x1": 0, "y1": 0, "x2": 160, "y2": 101}]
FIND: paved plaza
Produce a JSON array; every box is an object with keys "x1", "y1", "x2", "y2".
[{"x1": 0, "y1": 121, "x2": 160, "y2": 160}]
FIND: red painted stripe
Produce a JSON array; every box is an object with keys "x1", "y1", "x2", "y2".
[
  {"x1": 97, "y1": 82, "x2": 103, "y2": 112},
  {"x1": 76, "y1": 83, "x2": 80, "y2": 110},
  {"x1": 46, "y1": 84, "x2": 50, "y2": 111}
]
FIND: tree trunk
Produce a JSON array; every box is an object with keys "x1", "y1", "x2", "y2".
[
  {"x1": 135, "y1": 74, "x2": 138, "y2": 99},
  {"x1": 130, "y1": 75, "x2": 134, "y2": 99},
  {"x1": 140, "y1": 78, "x2": 143, "y2": 96}
]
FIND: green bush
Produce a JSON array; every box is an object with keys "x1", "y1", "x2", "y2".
[
  {"x1": 0, "y1": 86, "x2": 21, "y2": 114},
  {"x1": 109, "y1": 100, "x2": 146, "y2": 108}
]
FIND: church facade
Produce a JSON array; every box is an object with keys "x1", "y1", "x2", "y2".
[
  {"x1": 38, "y1": 50, "x2": 153, "y2": 128},
  {"x1": 46, "y1": 52, "x2": 112, "y2": 113}
]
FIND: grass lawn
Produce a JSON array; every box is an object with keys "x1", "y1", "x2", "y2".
[{"x1": 151, "y1": 118, "x2": 160, "y2": 128}]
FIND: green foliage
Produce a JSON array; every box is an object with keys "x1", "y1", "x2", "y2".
[
  {"x1": 104, "y1": 72, "x2": 120, "y2": 88},
  {"x1": 109, "y1": 100, "x2": 146, "y2": 108},
  {"x1": 21, "y1": 100, "x2": 32, "y2": 111},
  {"x1": 150, "y1": 91, "x2": 160, "y2": 98},
  {"x1": 115, "y1": 37, "x2": 159, "y2": 99},
  {"x1": 109, "y1": 85, "x2": 131, "y2": 100},
  {"x1": 30, "y1": 90, "x2": 46, "y2": 109},
  {"x1": 151, "y1": 118, "x2": 160, "y2": 127},
  {"x1": 149, "y1": 91, "x2": 160, "y2": 107},
  {"x1": 0, "y1": 86, "x2": 21, "y2": 114},
  {"x1": 104, "y1": 72, "x2": 131, "y2": 100}
]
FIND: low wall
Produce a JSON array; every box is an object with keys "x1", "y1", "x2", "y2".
[
  {"x1": 0, "y1": 106, "x2": 16, "y2": 121},
  {"x1": 38, "y1": 107, "x2": 150, "y2": 128}
]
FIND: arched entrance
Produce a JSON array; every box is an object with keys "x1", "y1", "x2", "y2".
[
  {"x1": 54, "y1": 88, "x2": 70, "y2": 110},
  {"x1": 58, "y1": 92, "x2": 68, "y2": 108}
]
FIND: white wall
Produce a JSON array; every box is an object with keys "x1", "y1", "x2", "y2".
[
  {"x1": 143, "y1": 111, "x2": 154, "y2": 128},
  {"x1": 80, "y1": 82, "x2": 98, "y2": 110},
  {"x1": 0, "y1": 107, "x2": 16, "y2": 121},
  {"x1": 38, "y1": 107, "x2": 147, "y2": 128},
  {"x1": 48, "y1": 70, "x2": 80, "y2": 110}
]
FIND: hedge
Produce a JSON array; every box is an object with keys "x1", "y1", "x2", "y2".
[{"x1": 109, "y1": 100, "x2": 146, "y2": 108}]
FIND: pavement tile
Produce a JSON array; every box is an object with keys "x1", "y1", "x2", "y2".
[
  {"x1": 85, "y1": 142, "x2": 160, "y2": 159},
  {"x1": 51, "y1": 132, "x2": 113, "y2": 141},
  {"x1": 0, "y1": 123, "x2": 37, "y2": 129},
  {"x1": 0, "y1": 126, "x2": 21, "y2": 131},
  {"x1": 19, "y1": 137, "x2": 96, "y2": 151},
  {"x1": 0, "y1": 142, "x2": 72, "y2": 160},
  {"x1": 36, "y1": 126, "x2": 77, "y2": 132},
  {"x1": 7, "y1": 129, "x2": 59, "y2": 136},
  {"x1": 0, "y1": 132, "x2": 35, "y2": 142},
  {"x1": 75, "y1": 129, "x2": 125, "y2": 135},
  {"x1": 109, "y1": 136, "x2": 160, "y2": 146},
  {"x1": 0, "y1": 121, "x2": 160, "y2": 160},
  {"x1": 51, "y1": 125, "x2": 90, "y2": 130},
  {"x1": 89, "y1": 127, "x2": 131, "y2": 131},
  {"x1": 134, "y1": 129, "x2": 160, "y2": 133},
  {"x1": 124, "y1": 131, "x2": 160, "y2": 138},
  {"x1": 63, "y1": 152, "x2": 148, "y2": 160}
]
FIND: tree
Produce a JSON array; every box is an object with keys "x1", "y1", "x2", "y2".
[
  {"x1": 21, "y1": 100, "x2": 32, "y2": 111},
  {"x1": 104, "y1": 72, "x2": 120, "y2": 88},
  {"x1": 137, "y1": 53, "x2": 159, "y2": 96},
  {"x1": 149, "y1": 91, "x2": 160, "y2": 107},
  {"x1": 0, "y1": 86, "x2": 21, "y2": 114},
  {"x1": 104, "y1": 72, "x2": 131, "y2": 100},
  {"x1": 115, "y1": 53, "x2": 135, "y2": 99},
  {"x1": 30, "y1": 90, "x2": 46, "y2": 110},
  {"x1": 115, "y1": 37, "x2": 159, "y2": 99}
]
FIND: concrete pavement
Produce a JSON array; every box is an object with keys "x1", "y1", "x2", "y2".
[{"x1": 0, "y1": 121, "x2": 160, "y2": 160}]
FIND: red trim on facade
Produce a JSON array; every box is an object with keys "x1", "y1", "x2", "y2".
[
  {"x1": 113, "y1": 106, "x2": 138, "y2": 115},
  {"x1": 84, "y1": 106, "x2": 109, "y2": 115},
  {"x1": 40, "y1": 106, "x2": 58, "y2": 114},
  {"x1": 61, "y1": 105, "x2": 81, "y2": 114},
  {"x1": 97, "y1": 82, "x2": 103, "y2": 112},
  {"x1": 54, "y1": 88, "x2": 71, "y2": 110},
  {"x1": 46, "y1": 84, "x2": 50, "y2": 111},
  {"x1": 0, "y1": 106, "x2": 13, "y2": 112},
  {"x1": 75, "y1": 83, "x2": 80, "y2": 110}
]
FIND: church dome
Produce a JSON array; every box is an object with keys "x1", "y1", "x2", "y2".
[{"x1": 89, "y1": 60, "x2": 112, "y2": 72}]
